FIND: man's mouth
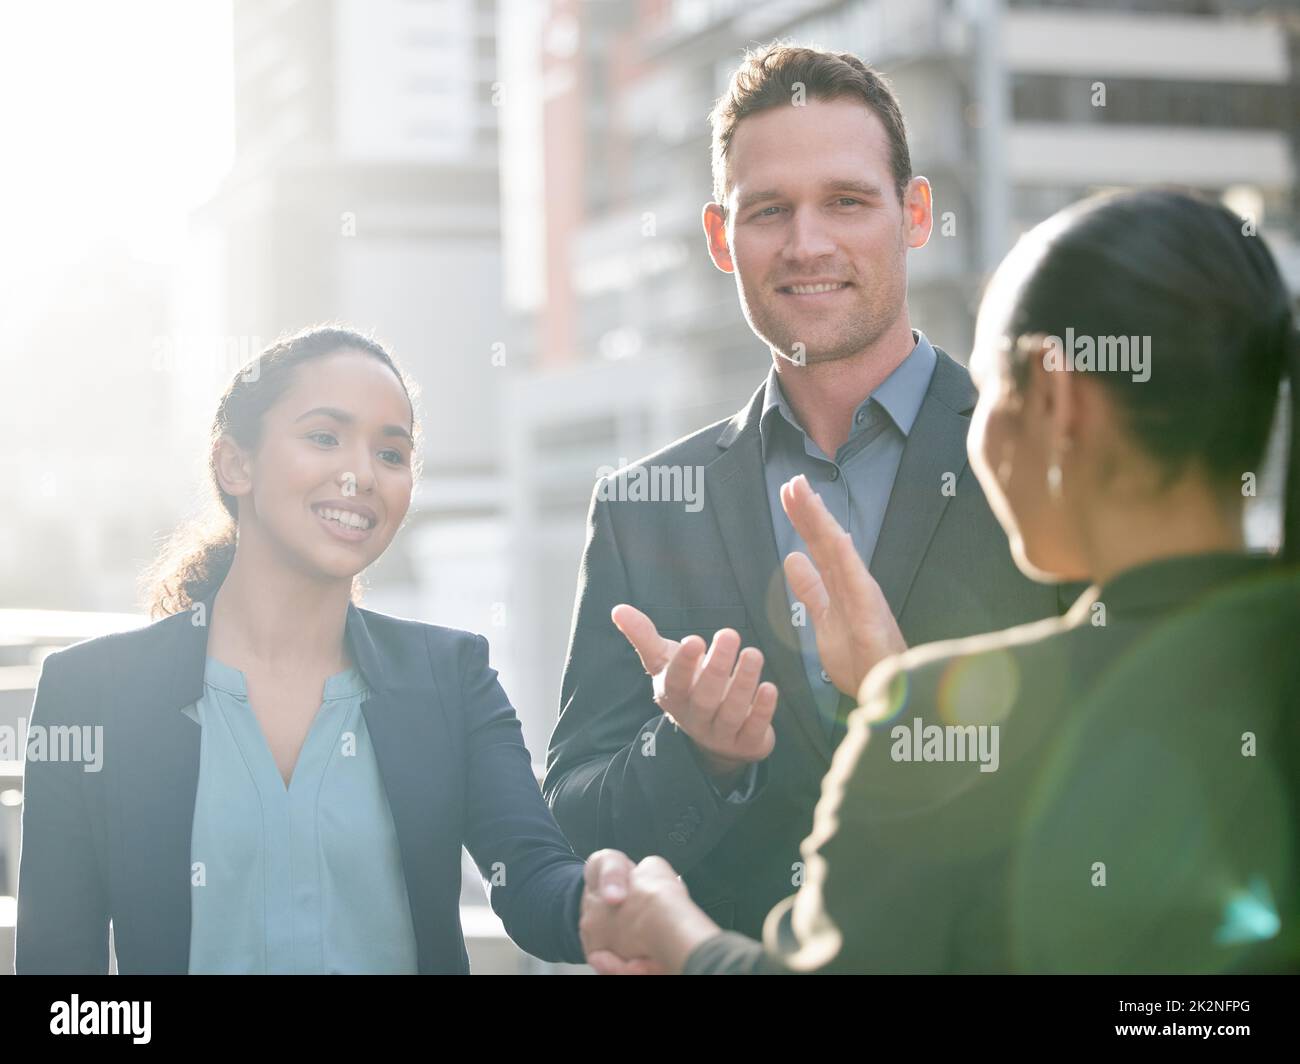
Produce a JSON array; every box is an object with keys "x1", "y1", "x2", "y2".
[{"x1": 777, "y1": 281, "x2": 851, "y2": 295}]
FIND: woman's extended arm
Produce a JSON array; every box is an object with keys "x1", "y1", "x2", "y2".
[{"x1": 456, "y1": 633, "x2": 588, "y2": 965}]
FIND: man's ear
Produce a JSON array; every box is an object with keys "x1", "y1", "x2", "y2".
[
  {"x1": 702, "y1": 202, "x2": 734, "y2": 273},
  {"x1": 904, "y1": 176, "x2": 933, "y2": 250},
  {"x1": 213, "y1": 434, "x2": 253, "y2": 501}
]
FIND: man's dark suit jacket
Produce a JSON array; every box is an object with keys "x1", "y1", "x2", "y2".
[
  {"x1": 685, "y1": 553, "x2": 1300, "y2": 973},
  {"x1": 545, "y1": 347, "x2": 1067, "y2": 937},
  {"x1": 15, "y1": 588, "x2": 586, "y2": 974}
]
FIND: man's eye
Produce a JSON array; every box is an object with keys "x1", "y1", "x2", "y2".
[
  {"x1": 835, "y1": 197, "x2": 862, "y2": 207},
  {"x1": 754, "y1": 205, "x2": 783, "y2": 218},
  {"x1": 308, "y1": 431, "x2": 338, "y2": 446}
]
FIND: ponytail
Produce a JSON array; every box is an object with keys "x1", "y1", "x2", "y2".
[{"x1": 141, "y1": 516, "x2": 237, "y2": 619}]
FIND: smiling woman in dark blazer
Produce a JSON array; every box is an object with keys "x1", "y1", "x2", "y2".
[{"x1": 15, "y1": 325, "x2": 622, "y2": 974}]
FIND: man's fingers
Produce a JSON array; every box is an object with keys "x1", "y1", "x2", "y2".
[
  {"x1": 735, "y1": 682, "x2": 778, "y2": 754},
  {"x1": 716, "y1": 646, "x2": 764, "y2": 733},
  {"x1": 687, "y1": 628, "x2": 741, "y2": 715},
  {"x1": 611, "y1": 604, "x2": 672, "y2": 675},
  {"x1": 660, "y1": 634, "x2": 706, "y2": 708}
]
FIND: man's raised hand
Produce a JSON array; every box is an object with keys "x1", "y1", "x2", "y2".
[{"x1": 610, "y1": 604, "x2": 776, "y2": 781}]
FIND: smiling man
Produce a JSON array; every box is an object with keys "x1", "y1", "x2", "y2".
[{"x1": 544, "y1": 43, "x2": 1067, "y2": 940}]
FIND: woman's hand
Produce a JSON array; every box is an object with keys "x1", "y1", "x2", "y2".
[
  {"x1": 580, "y1": 849, "x2": 663, "y2": 974},
  {"x1": 780, "y1": 474, "x2": 907, "y2": 698},
  {"x1": 580, "y1": 852, "x2": 720, "y2": 975}
]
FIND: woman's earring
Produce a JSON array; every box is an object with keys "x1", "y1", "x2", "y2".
[{"x1": 1046, "y1": 460, "x2": 1063, "y2": 500}]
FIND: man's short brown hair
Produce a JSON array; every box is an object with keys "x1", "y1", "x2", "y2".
[{"x1": 708, "y1": 43, "x2": 912, "y2": 209}]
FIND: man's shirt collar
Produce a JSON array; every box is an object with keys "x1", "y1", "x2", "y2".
[{"x1": 759, "y1": 329, "x2": 938, "y2": 457}]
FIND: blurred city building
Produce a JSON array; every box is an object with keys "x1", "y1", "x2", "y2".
[
  {"x1": 0, "y1": 249, "x2": 178, "y2": 613},
  {"x1": 180, "y1": 0, "x2": 510, "y2": 644}
]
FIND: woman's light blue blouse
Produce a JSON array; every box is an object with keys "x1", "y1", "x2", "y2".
[{"x1": 182, "y1": 655, "x2": 419, "y2": 973}]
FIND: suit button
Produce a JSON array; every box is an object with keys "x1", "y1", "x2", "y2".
[{"x1": 820, "y1": 669, "x2": 832, "y2": 684}]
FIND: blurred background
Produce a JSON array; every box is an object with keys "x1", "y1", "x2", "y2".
[{"x1": 2, "y1": 0, "x2": 1297, "y2": 972}]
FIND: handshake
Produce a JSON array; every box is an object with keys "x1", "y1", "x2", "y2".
[{"x1": 577, "y1": 849, "x2": 721, "y2": 975}]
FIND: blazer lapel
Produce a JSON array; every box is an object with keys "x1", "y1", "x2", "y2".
[
  {"x1": 110, "y1": 597, "x2": 209, "y2": 973},
  {"x1": 870, "y1": 347, "x2": 977, "y2": 619},
  {"x1": 706, "y1": 386, "x2": 834, "y2": 764},
  {"x1": 347, "y1": 605, "x2": 449, "y2": 975}
]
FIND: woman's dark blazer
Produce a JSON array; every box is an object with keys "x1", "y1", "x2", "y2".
[
  {"x1": 686, "y1": 553, "x2": 1300, "y2": 974},
  {"x1": 14, "y1": 588, "x2": 587, "y2": 974}
]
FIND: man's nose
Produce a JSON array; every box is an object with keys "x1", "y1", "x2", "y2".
[{"x1": 783, "y1": 206, "x2": 837, "y2": 263}]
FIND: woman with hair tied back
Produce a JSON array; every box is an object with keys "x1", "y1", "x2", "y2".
[
  {"x1": 581, "y1": 188, "x2": 1300, "y2": 975},
  {"x1": 14, "y1": 325, "x2": 634, "y2": 974}
]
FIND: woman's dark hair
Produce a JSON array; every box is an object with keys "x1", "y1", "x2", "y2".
[
  {"x1": 1000, "y1": 187, "x2": 1299, "y2": 565},
  {"x1": 141, "y1": 324, "x2": 422, "y2": 618}
]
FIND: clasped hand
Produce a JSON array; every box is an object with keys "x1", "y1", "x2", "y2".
[{"x1": 578, "y1": 849, "x2": 719, "y2": 975}]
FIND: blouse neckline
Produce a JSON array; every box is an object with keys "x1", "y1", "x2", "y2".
[{"x1": 202, "y1": 655, "x2": 369, "y2": 702}]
